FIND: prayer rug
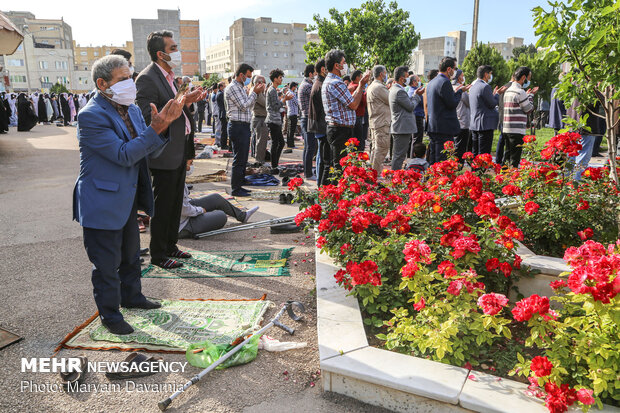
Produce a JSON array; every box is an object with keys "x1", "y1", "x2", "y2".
[
  {"x1": 141, "y1": 248, "x2": 293, "y2": 278},
  {"x1": 0, "y1": 327, "x2": 22, "y2": 350},
  {"x1": 186, "y1": 170, "x2": 227, "y2": 184},
  {"x1": 56, "y1": 297, "x2": 271, "y2": 353}
]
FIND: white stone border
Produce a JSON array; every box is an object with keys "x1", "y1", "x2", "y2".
[{"x1": 316, "y1": 247, "x2": 618, "y2": 413}]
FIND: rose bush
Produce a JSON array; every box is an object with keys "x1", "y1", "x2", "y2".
[
  {"x1": 494, "y1": 133, "x2": 620, "y2": 257},
  {"x1": 511, "y1": 240, "x2": 619, "y2": 411}
]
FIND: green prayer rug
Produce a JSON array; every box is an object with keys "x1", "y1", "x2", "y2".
[
  {"x1": 60, "y1": 298, "x2": 271, "y2": 352},
  {"x1": 141, "y1": 248, "x2": 293, "y2": 278}
]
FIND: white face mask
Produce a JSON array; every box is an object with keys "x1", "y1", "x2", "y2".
[
  {"x1": 488, "y1": 74, "x2": 493, "y2": 83},
  {"x1": 164, "y1": 51, "x2": 182, "y2": 68},
  {"x1": 129, "y1": 65, "x2": 135, "y2": 76},
  {"x1": 106, "y1": 79, "x2": 137, "y2": 106},
  {"x1": 341, "y1": 63, "x2": 348, "y2": 77},
  {"x1": 187, "y1": 164, "x2": 194, "y2": 175}
]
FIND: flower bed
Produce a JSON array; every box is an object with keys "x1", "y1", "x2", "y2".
[{"x1": 294, "y1": 137, "x2": 619, "y2": 412}]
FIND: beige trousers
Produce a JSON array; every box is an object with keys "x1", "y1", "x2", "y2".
[{"x1": 369, "y1": 124, "x2": 391, "y2": 173}]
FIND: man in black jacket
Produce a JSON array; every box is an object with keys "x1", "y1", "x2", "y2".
[
  {"x1": 425, "y1": 57, "x2": 470, "y2": 164},
  {"x1": 135, "y1": 30, "x2": 205, "y2": 269},
  {"x1": 216, "y1": 83, "x2": 228, "y2": 149}
]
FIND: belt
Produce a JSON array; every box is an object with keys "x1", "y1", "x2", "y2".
[
  {"x1": 328, "y1": 122, "x2": 354, "y2": 129},
  {"x1": 230, "y1": 120, "x2": 250, "y2": 125}
]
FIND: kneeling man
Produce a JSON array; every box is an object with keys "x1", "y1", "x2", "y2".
[{"x1": 73, "y1": 55, "x2": 185, "y2": 334}]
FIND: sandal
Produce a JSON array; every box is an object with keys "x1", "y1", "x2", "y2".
[
  {"x1": 105, "y1": 353, "x2": 163, "y2": 380},
  {"x1": 168, "y1": 250, "x2": 192, "y2": 259}
]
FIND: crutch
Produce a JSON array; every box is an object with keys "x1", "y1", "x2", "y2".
[
  {"x1": 193, "y1": 215, "x2": 296, "y2": 239},
  {"x1": 158, "y1": 300, "x2": 305, "y2": 411}
]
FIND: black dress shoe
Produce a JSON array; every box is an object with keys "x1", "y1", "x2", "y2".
[
  {"x1": 102, "y1": 320, "x2": 134, "y2": 335},
  {"x1": 140, "y1": 247, "x2": 149, "y2": 256},
  {"x1": 232, "y1": 188, "x2": 251, "y2": 197},
  {"x1": 123, "y1": 300, "x2": 162, "y2": 310}
]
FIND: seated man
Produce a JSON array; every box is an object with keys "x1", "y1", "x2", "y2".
[
  {"x1": 178, "y1": 160, "x2": 259, "y2": 238},
  {"x1": 74, "y1": 55, "x2": 185, "y2": 335}
]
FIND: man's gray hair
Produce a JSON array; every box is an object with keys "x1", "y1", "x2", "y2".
[
  {"x1": 372, "y1": 65, "x2": 387, "y2": 80},
  {"x1": 92, "y1": 55, "x2": 129, "y2": 85}
]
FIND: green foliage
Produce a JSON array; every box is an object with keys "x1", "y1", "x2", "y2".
[
  {"x1": 304, "y1": 0, "x2": 420, "y2": 71},
  {"x1": 533, "y1": 0, "x2": 620, "y2": 185},
  {"x1": 50, "y1": 82, "x2": 68, "y2": 94},
  {"x1": 461, "y1": 43, "x2": 510, "y2": 88},
  {"x1": 512, "y1": 43, "x2": 538, "y2": 60},
  {"x1": 202, "y1": 73, "x2": 221, "y2": 89}
]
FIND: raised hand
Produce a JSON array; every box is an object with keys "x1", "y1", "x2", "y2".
[
  {"x1": 361, "y1": 70, "x2": 371, "y2": 85},
  {"x1": 253, "y1": 82, "x2": 266, "y2": 94},
  {"x1": 150, "y1": 97, "x2": 185, "y2": 134},
  {"x1": 415, "y1": 86, "x2": 425, "y2": 95},
  {"x1": 527, "y1": 86, "x2": 539, "y2": 95},
  {"x1": 184, "y1": 86, "x2": 205, "y2": 104}
]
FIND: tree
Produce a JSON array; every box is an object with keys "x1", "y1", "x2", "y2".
[
  {"x1": 50, "y1": 82, "x2": 68, "y2": 94},
  {"x1": 461, "y1": 43, "x2": 510, "y2": 88},
  {"x1": 507, "y1": 50, "x2": 561, "y2": 112},
  {"x1": 511, "y1": 43, "x2": 538, "y2": 60},
  {"x1": 534, "y1": 0, "x2": 620, "y2": 185},
  {"x1": 202, "y1": 73, "x2": 221, "y2": 89},
  {"x1": 304, "y1": 0, "x2": 420, "y2": 71}
]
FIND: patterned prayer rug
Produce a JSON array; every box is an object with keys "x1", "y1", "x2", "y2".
[
  {"x1": 141, "y1": 248, "x2": 292, "y2": 278},
  {"x1": 56, "y1": 298, "x2": 271, "y2": 353}
]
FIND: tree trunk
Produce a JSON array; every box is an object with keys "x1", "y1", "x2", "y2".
[{"x1": 604, "y1": 87, "x2": 619, "y2": 187}]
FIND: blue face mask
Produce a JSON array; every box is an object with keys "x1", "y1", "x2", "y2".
[
  {"x1": 523, "y1": 80, "x2": 531, "y2": 89},
  {"x1": 244, "y1": 77, "x2": 251, "y2": 86}
]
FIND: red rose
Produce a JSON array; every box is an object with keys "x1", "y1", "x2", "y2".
[
  {"x1": 576, "y1": 199, "x2": 589, "y2": 210},
  {"x1": 576, "y1": 388, "x2": 595, "y2": 405},
  {"x1": 524, "y1": 201, "x2": 540, "y2": 215},
  {"x1": 530, "y1": 356, "x2": 553, "y2": 377},
  {"x1": 288, "y1": 177, "x2": 304, "y2": 191},
  {"x1": 523, "y1": 135, "x2": 536, "y2": 143},
  {"x1": 413, "y1": 297, "x2": 426, "y2": 311}
]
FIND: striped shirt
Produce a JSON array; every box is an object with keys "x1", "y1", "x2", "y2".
[
  {"x1": 298, "y1": 77, "x2": 313, "y2": 118},
  {"x1": 322, "y1": 73, "x2": 355, "y2": 126},
  {"x1": 502, "y1": 82, "x2": 534, "y2": 135},
  {"x1": 224, "y1": 79, "x2": 257, "y2": 123}
]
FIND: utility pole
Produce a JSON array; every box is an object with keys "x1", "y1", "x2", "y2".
[{"x1": 471, "y1": 0, "x2": 480, "y2": 49}]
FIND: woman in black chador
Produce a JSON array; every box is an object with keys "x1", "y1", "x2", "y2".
[
  {"x1": 37, "y1": 93, "x2": 48, "y2": 123},
  {"x1": 17, "y1": 93, "x2": 38, "y2": 132}
]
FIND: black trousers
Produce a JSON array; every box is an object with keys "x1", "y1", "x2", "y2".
[
  {"x1": 83, "y1": 199, "x2": 144, "y2": 324},
  {"x1": 197, "y1": 111, "x2": 205, "y2": 133},
  {"x1": 495, "y1": 132, "x2": 505, "y2": 164},
  {"x1": 268, "y1": 122, "x2": 285, "y2": 168},
  {"x1": 428, "y1": 133, "x2": 454, "y2": 165},
  {"x1": 317, "y1": 134, "x2": 332, "y2": 187},
  {"x1": 353, "y1": 116, "x2": 365, "y2": 151},
  {"x1": 220, "y1": 116, "x2": 228, "y2": 149},
  {"x1": 149, "y1": 164, "x2": 187, "y2": 262},
  {"x1": 455, "y1": 128, "x2": 470, "y2": 161},
  {"x1": 287, "y1": 115, "x2": 298, "y2": 147},
  {"x1": 414, "y1": 116, "x2": 424, "y2": 145},
  {"x1": 503, "y1": 133, "x2": 524, "y2": 168},
  {"x1": 327, "y1": 125, "x2": 353, "y2": 175},
  {"x1": 471, "y1": 129, "x2": 494, "y2": 156}
]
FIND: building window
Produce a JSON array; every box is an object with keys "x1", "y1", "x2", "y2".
[
  {"x1": 263, "y1": 52, "x2": 268, "y2": 57},
  {"x1": 285, "y1": 65, "x2": 289, "y2": 69},
  {"x1": 274, "y1": 28, "x2": 279, "y2": 33},
  {"x1": 273, "y1": 53, "x2": 278, "y2": 57},
  {"x1": 283, "y1": 53, "x2": 288, "y2": 57},
  {"x1": 7, "y1": 59, "x2": 24, "y2": 66},
  {"x1": 57, "y1": 76, "x2": 69, "y2": 84},
  {"x1": 263, "y1": 27, "x2": 267, "y2": 32},
  {"x1": 80, "y1": 51, "x2": 87, "y2": 56},
  {"x1": 55, "y1": 61, "x2": 67, "y2": 70},
  {"x1": 94, "y1": 51, "x2": 99, "y2": 56},
  {"x1": 274, "y1": 41, "x2": 279, "y2": 46},
  {"x1": 39, "y1": 61, "x2": 49, "y2": 69},
  {"x1": 10, "y1": 75, "x2": 27, "y2": 83},
  {"x1": 263, "y1": 40, "x2": 267, "y2": 45},
  {"x1": 40, "y1": 76, "x2": 50, "y2": 83},
  {"x1": 283, "y1": 29, "x2": 288, "y2": 34},
  {"x1": 105, "y1": 50, "x2": 110, "y2": 55},
  {"x1": 284, "y1": 41, "x2": 289, "y2": 46},
  {"x1": 263, "y1": 65, "x2": 267, "y2": 69}
]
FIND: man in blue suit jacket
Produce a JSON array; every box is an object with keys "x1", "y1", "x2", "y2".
[
  {"x1": 426, "y1": 57, "x2": 470, "y2": 164},
  {"x1": 469, "y1": 65, "x2": 508, "y2": 156},
  {"x1": 74, "y1": 55, "x2": 185, "y2": 335}
]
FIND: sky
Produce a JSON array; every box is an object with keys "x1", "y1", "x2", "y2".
[{"x1": 7, "y1": 0, "x2": 550, "y2": 55}]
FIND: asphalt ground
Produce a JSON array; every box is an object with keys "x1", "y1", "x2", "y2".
[{"x1": 0, "y1": 124, "x2": 391, "y2": 413}]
